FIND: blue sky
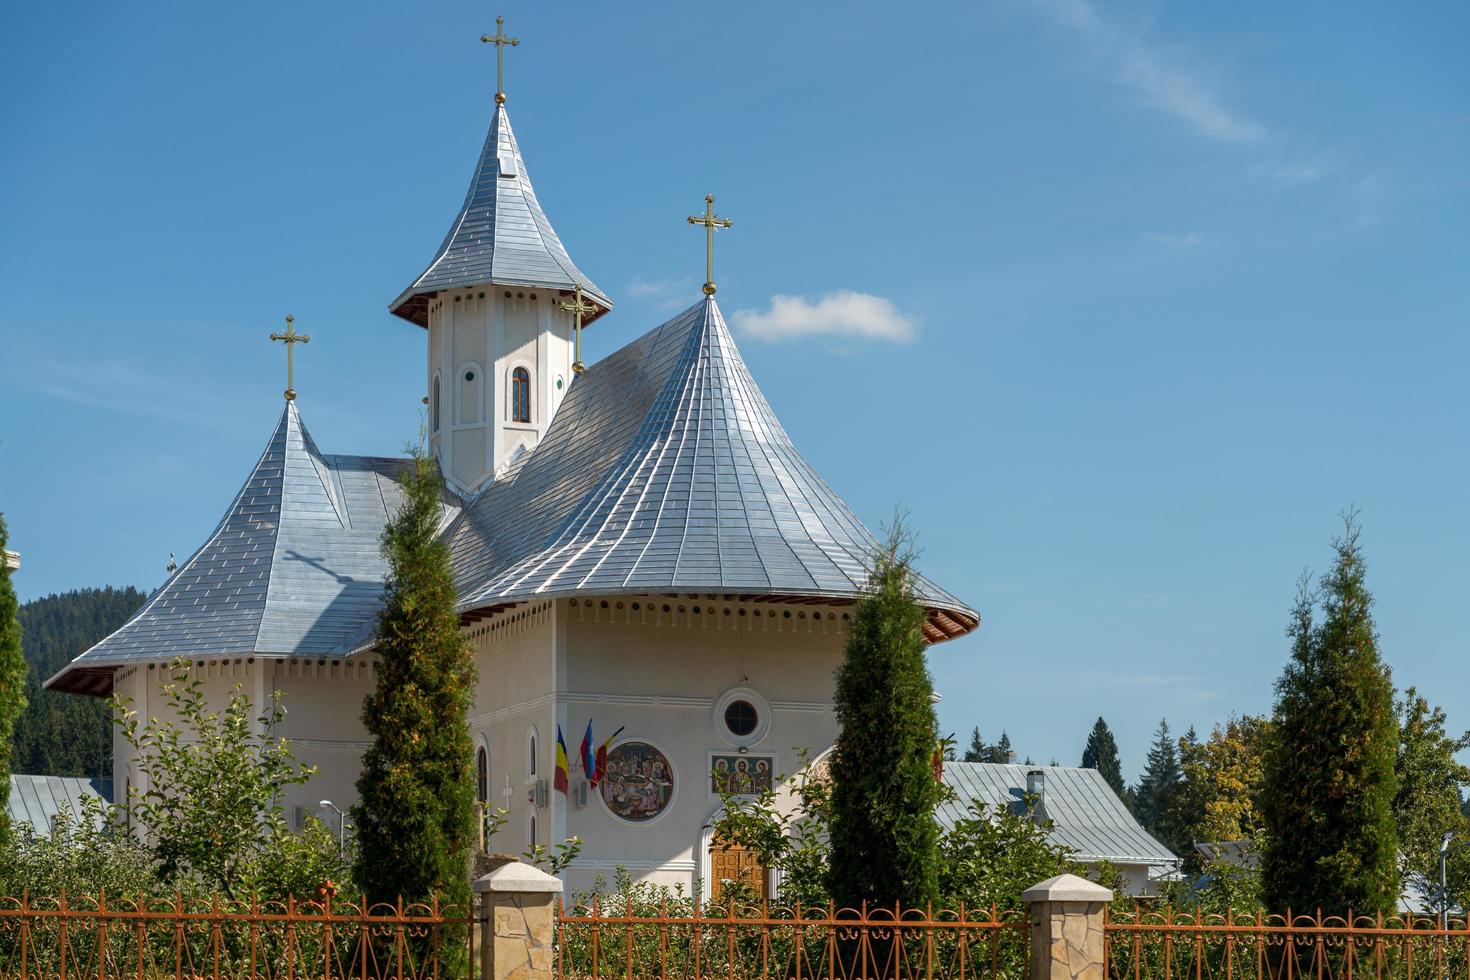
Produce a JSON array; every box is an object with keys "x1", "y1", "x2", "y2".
[{"x1": 2, "y1": 1, "x2": 1467, "y2": 777}]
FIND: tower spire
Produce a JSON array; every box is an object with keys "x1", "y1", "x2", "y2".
[
  {"x1": 686, "y1": 195, "x2": 733, "y2": 296},
  {"x1": 480, "y1": 16, "x2": 519, "y2": 106},
  {"x1": 269, "y1": 314, "x2": 310, "y2": 402}
]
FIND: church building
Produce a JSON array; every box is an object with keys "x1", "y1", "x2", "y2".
[{"x1": 47, "y1": 22, "x2": 979, "y2": 898}]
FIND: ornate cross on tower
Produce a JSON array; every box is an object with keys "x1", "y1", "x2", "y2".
[
  {"x1": 557, "y1": 284, "x2": 598, "y2": 375},
  {"x1": 269, "y1": 314, "x2": 310, "y2": 402},
  {"x1": 686, "y1": 194, "x2": 733, "y2": 296},
  {"x1": 480, "y1": 16, "x2": 519, "y2": 106}
]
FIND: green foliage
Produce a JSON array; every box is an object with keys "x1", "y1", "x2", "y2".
[
  {"x1": 1393, "y1": 688, "x2": 1470, "y2": 911},
  {"x1": 826, "y1": 521, "x2": 943, "y2": 909},
  {"x1": 709, "y1": 750, "x2": 832, "y2": 907},
  {"x1": 13, "y1": 587, "x2": 146, "y2": 778},
  {"x1": 112, "y1": 659, "x2": 323, "y2": 898},
  {"x1": 1167, "y1": 716, "x2": 1271, "y2": 872},
  {"x1": 963, "y1": 728, "x2": 1014, "y2": 764},
  {"x1": 353, "y1": 452, "x2": 476, "y2": 913},
  {"x1": 0, "y1": 795, "x2": 153, "y2": 897},
  {"x1": 0, "y1": 516, "x2": 28, "y2": 844},
  {"x1": 1133, "y1": 719, "x2": 1184, "y2": 852},
  {"x1": 937, "y1": 800, "x2": 1093, "y2": 910},
  {"x1": 1261, "y1": 518, "x2": 1400, "y2": 916},
  {"x1": 1082, "y1": 717, "x2": 1126, "y2": 799}
]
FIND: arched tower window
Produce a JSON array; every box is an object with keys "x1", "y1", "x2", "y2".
[
  {"x1": 431, "y1": 373, "x2": 442, "y2": 432},
  {"x1": 526, "y1": 726, "x2": 539, "y2": 779},
  {"x1": 476, "y1": 745, "x2": 489, "y2": 803},
  {"x1": 511, "y1": 367, "x2": 531, "y2": 423}
]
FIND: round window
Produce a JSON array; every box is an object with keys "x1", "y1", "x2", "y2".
[
  {"x1": 724, "y1": 700, "x2": 758, "y2": 737},
  {"x1": 464, "y1": 369, "x2": 476, "y2": 382}
]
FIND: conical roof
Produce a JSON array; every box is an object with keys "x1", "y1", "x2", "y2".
[
  {"x1": 443, "y1": 297, "x2": 977, "y2": 643},
  {"x1": 389, "y1": 104, "x2": 610, "y2": 327},
  {"x1": 46, "y1": 404, "x2": 459, "y2": 695}
]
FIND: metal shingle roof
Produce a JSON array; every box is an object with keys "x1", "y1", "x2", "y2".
[
  {"x1": 939, "y1": 763, "x2": 1178, "y2": 866},
  {"x1": 7, "y1": 775, "x2": 110, "y2": 835},
  {"x1": 389, "y1": 104, "x2": 610, "y2": 328},
  {"x1": 45, "y1": 403, "x2": 461, "y2": 694},
  {"x1": 442, "y1": 296, "x2": 977, "y2": 640}
]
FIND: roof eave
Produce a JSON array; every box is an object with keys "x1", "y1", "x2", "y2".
[{"x1": 389, "y1": 282, "x2": 613, "y2": 331}]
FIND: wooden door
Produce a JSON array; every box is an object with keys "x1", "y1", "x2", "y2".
[{"x1": 710, "y1": 838, "x2": 767, "y2": 903}]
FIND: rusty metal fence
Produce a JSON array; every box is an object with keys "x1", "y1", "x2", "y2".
[
  {"x1": 554, "y1": 899, "x2": 1029, "y2": 980},
  {"x1": 1106, "y1": 908, "x2": 1470, "y2": 980},
  {"x1": 0, "y1": 893, "x2": 473, "y2": 980}
]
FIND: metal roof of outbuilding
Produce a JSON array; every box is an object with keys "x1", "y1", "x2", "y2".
[
  {"x1": 389, "y1": 104, "x2": 610, "y2": 328},
  {"x1": 7, "y1": 775, "x2": 110, "y2": 835},
  {"x1": 439, "y1": 295, "x2": 977, "y2": 642},
  {"x1": 46, "y1": 403, "x2": 461, "y2": 694},
  {"x1": 940, "y1": 763, "x2": 1178, "y2": 867}
]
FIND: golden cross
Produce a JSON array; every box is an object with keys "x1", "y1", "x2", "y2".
[
  {"x1": 686, "y1": 194, "x2": 733, "y2": 296},
  {"x1": 557, "y1": 284, "x2": 598, "y2": 375},
  {"x1": 269, "y1": 314, "x2": 310, "y2": 402},
  {"x1": 480, "y1": 16, "x2": 519, "y2": 106}
]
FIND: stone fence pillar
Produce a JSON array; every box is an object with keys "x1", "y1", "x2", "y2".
[
  {"x1": 473, "y1": 861, "x2": 563, "y2": 980},
  {"x1": 1022, "y1": 873, "x2": 1114, "y2": 980}
]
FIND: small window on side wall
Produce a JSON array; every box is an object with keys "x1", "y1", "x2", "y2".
[
  {"x1": 526, "y1": 726, "x2": 539, "y2": 779},
  {"x1": 512, "y1": 367, "x2": 531, "y2": 423},
  {"x1": 431, "y1": 373, "x2": 442, "y2": 432},
  {"x1": 476, "y1": 745, "x2": 489, "y2": 804}
]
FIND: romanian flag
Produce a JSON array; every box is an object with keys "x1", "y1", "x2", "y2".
[
  {"x1": 591, "y1": 726, "x2": 625, "y2": 787},
  {"x1": 554, "y1": 725, "x2": 570, "y2": 795},
  {"x1": 580, "y1": 720, "x2": 595, "y2": 778}
]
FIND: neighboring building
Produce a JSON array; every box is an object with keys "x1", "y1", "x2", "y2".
[
  {"x1": 4, "y1": 551, "x2": 18, "y2": 572},
  {"x1": 45, "y1": 26, "x2": 979, "y2": 897},
  {"x1": 7, "y1": 775, "x2": 110, "y2": 835},
  {"x1": 940, "y1": 764, "x2": 1178, "y2": 897}
]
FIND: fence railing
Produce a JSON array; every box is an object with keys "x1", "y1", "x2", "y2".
[
  {"x1": 1106, "y1": 908, "x2": 1470, "y2": 980},
  {"x1": 554, "y1": 898, "x2": 1029, "y2": 980},
  {"x1": 0, "y1": 892, "x2": 474, "y2": 980}
]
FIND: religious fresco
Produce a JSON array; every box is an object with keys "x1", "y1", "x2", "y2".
[
  {"x1": 599, "y1": 741, "x2": 675, "y2": 822},
  {"x1": 710, "y1": 754, "x2": 774, "y2": 795}
]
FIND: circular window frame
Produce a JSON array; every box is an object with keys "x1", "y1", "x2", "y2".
[
  {"x1": 594, "y1": 737, "x2": 679, "y2": 827},
  {"x1": 713, "y1": 687, "x2": 771, "y2": 748}
]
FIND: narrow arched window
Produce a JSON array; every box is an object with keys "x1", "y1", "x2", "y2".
[
  {"x1": 512, "y1": 367, "x2": 531, "y2": 423},
  {"x1": 476, "y1": 745, "x2": 489, "y2": 803},
  {"x1": 527, "y1": 726, "x2": 539, "y2": 778},
  {"x1": 431, "y1": 374, "x2": 442, "y2": 432}
]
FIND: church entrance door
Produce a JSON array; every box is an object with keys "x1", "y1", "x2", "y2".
[{"x1": 709, "y1": 836, "x2": 767, "y2": 904}]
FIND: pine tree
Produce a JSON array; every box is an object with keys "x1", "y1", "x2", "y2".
[
  {"x1": 353, "y1": 454, "x2": 477, "y2": 912},
  {"x1": 1261, "y1": 519, "x2": 1399, "y2": 916},
  {"x1": 990, "y1": 730, "x2": 1013, "y2": 764},
  {"x1": 827, "y1": 522, "x2": 943, "y2": 909},
  {"x1": 963, "y1": 726, "x2": 986, "y2": 763},
  {"x1": 0, "y1": 516, "x2": 29, "y2": 844},
  {"x1": 1082, "y1": 717, "x2": 1126, "y2": 799},
  {"x1": 1134, "y1": 719, "x2": 1183, "y2": 847}
]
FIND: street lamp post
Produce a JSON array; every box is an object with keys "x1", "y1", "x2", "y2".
[
  {"x1": 320, "y1": 800, "x2": 347, "y2": 859},
  {"x1": 1441, "y1": 831, "x2": 1457, "y2": 930}
]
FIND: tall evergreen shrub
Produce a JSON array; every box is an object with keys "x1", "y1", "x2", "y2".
[
  {"x1": 1261, "y1": 519, "x2": 1399, "y2": 916},
  {"x1": 353, "y1": 454, "x2": 477, "y2": 912},
  {"x1": 826, "y1": 523, "x2": 943, "y2": 909},
  {"x1": 0, "y1": 516, "x2": 29, "y2": 845}
]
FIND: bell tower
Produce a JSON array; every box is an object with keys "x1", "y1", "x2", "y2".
[{"x1": 389, "y1": 19, "x2": 610, "y2": 495}]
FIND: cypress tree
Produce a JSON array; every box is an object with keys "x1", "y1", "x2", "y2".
[
  {"x1": 1082, "y1": 717, "x2": 1126, "y2": 798},
  {"x1": 827, "y1": 523, "x2": 943, "y2": 909},
  {"x1": 353, "y1": 455, "x2": 477, "y2": 912},
  {"x1": 0, "y1": 516, "x2": 27, "y2": 844},
  {"x1": 1261, "y1": 519, "x2": 1399, "y2": 916}
]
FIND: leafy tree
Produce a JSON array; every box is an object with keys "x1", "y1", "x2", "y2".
[
  {"x1": 112, "y1": 659, "x2": 324, "y2": 898},
  {"x1": 710, "y1": 752, "x2": 832, "y2": 907},
  {"x1": 1168, "y1": 715, "x2": 1271, "y2": 870},
  {"x1": 1261, "y1": 519, "x2": 1399, "y2": 916},
  {"x1": 827, "y1": 521, "x2": 943, "y2": 909},
  {"x1": 14, "y1": 587, "x2": 146, "y2": 777},
  {"x1": 1134, "y1": 719, "x2": 1183, "y2": 849},
  {"x1": 1393, "y1": 688, "x2": 1470, "y2": 911},
  {"x1": 0, "y1": 795, "x2": 153, "y2": 898},
  {"x1": 353, "y1": 452, "x2": 476, "y2": 911},
  {"x1": 1082, "y1": 717, "x2": 1126, "y2": 799},
  {"x1": 0, "y1": 516, "x2": 28, "y2": 844}
]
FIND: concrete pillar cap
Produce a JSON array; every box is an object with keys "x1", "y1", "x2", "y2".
[
  {"x1": 1021, "y1": 873, "x2": 1114, "y2": 903},
  {"x1": 473, "y1": 860, "x2": 564, "y2": 894}
]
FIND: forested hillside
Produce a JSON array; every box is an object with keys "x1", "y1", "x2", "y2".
[{"x1": 12, "y1": 587, "x2": 146, "y2": 777}]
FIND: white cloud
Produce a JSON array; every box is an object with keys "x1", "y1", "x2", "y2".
[
  {"x1": 627, "y1": 276, "x2": 678, "y2": 298},
  {"x1": 731, "y1": 291, "x2": 917, "y2": 344},
  {"x1": 1142, "y1": 230, "x2": 1202, "y2": 247},
  {"x1": 1028, "y1": 0, "x2": 1263, "y2": 144}
]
